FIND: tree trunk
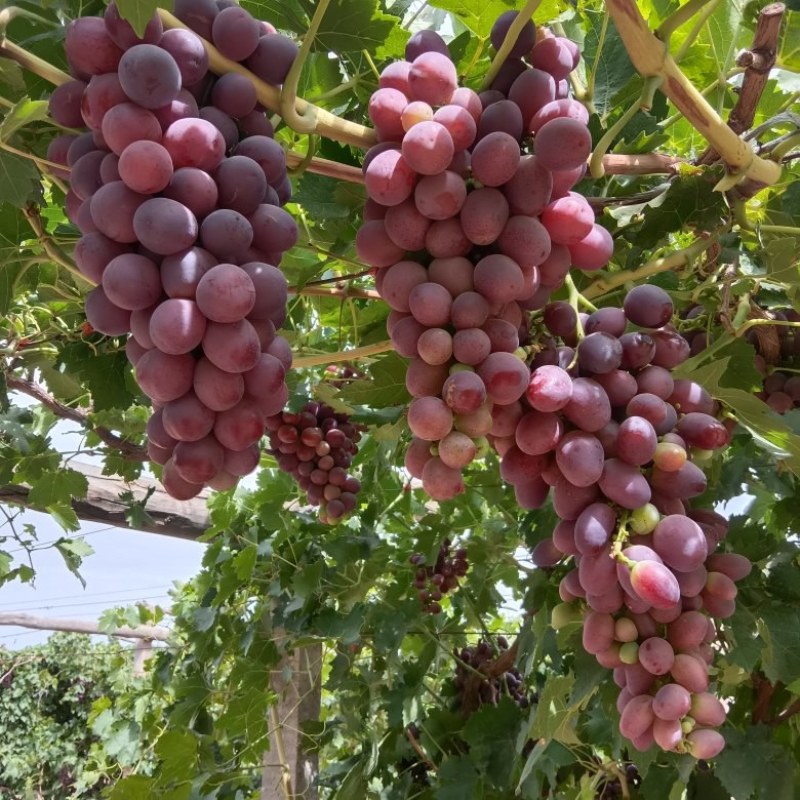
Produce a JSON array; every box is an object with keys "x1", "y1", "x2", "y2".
[{"x1": 261, "y1": 643, "x2": 323, "y2": 800}]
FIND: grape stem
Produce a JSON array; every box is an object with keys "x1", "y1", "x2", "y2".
[
  {"x1": 583, "y1": 234, "x2": 719, "y2": 300},
  {"x1": 589, "y1": 75, "x2": 663, "y2": 179},
  {"x1": 734, "y1": 319, "x2": 800, "y2": 338},
  {"x1": 286, "y1": 134, "x2": 318, "y2": 178},
  {"x1": 405, "y1": 726, "x2": 436, "y2": 771},
  {"x1": 565, "y1": 274, "x2": 589, "y2": 340},
  {"x1": 22, "y1": 205, "x2": 93, "y2": 288},
  {"x1": 481, "y1": 0, "x2": 543, "y2": 90},
  {"x1": 610, "y1": 513, "x2": 633, "y2": 567},
  {"x1": 285, "y1": 151, "x2": 363, "y2": 183},
  {"x1": 655, "y1": 0, "x2": 717, "y2": 45},
  {"x1": 157, "y1": 9, "x2": 376, "y2": 148},
  {"x1": 279, "y1": 0, "x2": 330, "y2": 134},
  {"x1": 0, "y1": 38, "x2": 71, "y2": 86},
  {"x1": 292, "y1": 285, "x2": 381, "y2": 300},
  {"x1": 604, "y1": 0, "x2": 782, "y2": 187},
  {"x1": 292, "y1": 340, "x2": 393, "y2": 369}
]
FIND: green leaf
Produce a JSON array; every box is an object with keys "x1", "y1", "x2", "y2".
[
  {"x1": 528, "y1": 673, "x2": 581, "y2": 745},
  {"x1": 0, "y1": 150, "x2": 41, "y2": 208},
  {"x1": 715, "y1": 726, "x2": 795, "y2": 800},
  {"x1": 334, "y1": 760, "x2": 367, "y2": 800},
  {"x1": 429, "y1": 0, "x2": 522, "y2": 36},
  {"x1": 27, "y1": 467, "x2": 88, "y2": 509},
  {"x1": 154, "y1": 730, "x2": 197, "y2": 784},
  {"x1": 632, "y1": 173, "x2": 729, "y2": 250},
  {"x1": 313, "y1": 0, "x2": 400, "y2": 54},
  {"x1": 55, "y1": 536, "x2": 95, "y2": 580},
  {"x1": 0, "y1": 98, "x2": 49, "y2": 142},
  {"x1": 192, "y1": 606, "x2": 216, "y2": 632},
  {"x1": 757, "y1": 606, "x2": 800, "y2": 686},
  {"x1": 114, "y1": 0, "x2": 162, "y2": 37},
  {"x1": 461, "y1": 697, "x2": 522, "y2": 785},
  {"x1": 436, "y1": 754, "x2": 480, "y2": 800},
  {"x1": 339, "y1": 352, "x2": 411, "y2": 408},
  {"x1": 107, "y1": 775, "x2": 156, "y2": 799}
]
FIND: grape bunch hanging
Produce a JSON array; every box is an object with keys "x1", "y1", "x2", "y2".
[
  {"x1": 47, "y1": 1, "x2": 301, "y2": 499},
  {"x1": 682, "y1": 304, "x2": 800, "y2": 414},
  {"x1": 357, "y1": 15, "x2": 612, "y2": 501},
  {"x1": 522, "y1": 284, "x2": 751, "y2": 759},
  {"x1": 265, "y1": 402, "x2": 362, "y2": 523}
]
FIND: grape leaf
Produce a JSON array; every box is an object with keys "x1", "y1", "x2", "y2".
[
  {"x1": 757, "y1": 606, "x2": 800, "y2": 687},
  {"x1": 428, "y1": 0, "x2": 518, "y2": 35},
  {"x1": 436, "y1": 755, "x2": 480, "y2": 800},
  {"x1": 114, "y1": 0, "x2": 162, "y2": 38},
  {"x1": 0, "y1": 98, "x2": 49, "y2": 142},
  {"x1": 528, "y1": 673, "x2": 581, "y2": 745},
  {"x1": 339, "y1": 352, "x2": 411, "y2": 408},
  {"x1": 632, "y1": 173, "x2": 729, "y2": 250},
  {"x1": 715, "y1": 726, "x2": 796, "y2": 800},
  {"x1": 0, "y1": 151, "x2": 41, "y2": 208}
]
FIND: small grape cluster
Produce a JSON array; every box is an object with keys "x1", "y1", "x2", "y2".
[
  {"x1": 554, "y1": 509, "x2": 751, "y2": 758},
  {"x1": 752, "y1": 307, "x2": 800, "y2": 414},
  {"x1": 48, "y1": 2, "x2": 301, "y2": 499},
  {"x1": 452, "y1": 638, "x2": 533, "y2": 711},
  {"x1": 265, "y1": 402, "x2": 362, "y2": 522},
  {"x1": 409, "y1": 539, "x2": 468, "y2": 614},
  {"x1": 682, "y1": 305, "x2": 800, "y2": 414},
  {"x1": 596, "y1": 764, "x2": 640, "y2": 800},
  {"x1": 358, "y1": 15, "x2": 611, "y2": 502}
]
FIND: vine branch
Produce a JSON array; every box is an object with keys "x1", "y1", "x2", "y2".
[
  {"x1": 604, "y1": 0, "x2": 782, "y2": 187},
  {"x1": 584, "y1": 234, "x2": 718, "y2": 300},
  {"x1": 292, "y1": 340, "x2": 394, "y2": 369},
  {"x1": 5, "y1": 375, "x2": 148, "y2": 461},
  {"x1": 697, "y1": 3, "x2": 786, "y2": 166}
]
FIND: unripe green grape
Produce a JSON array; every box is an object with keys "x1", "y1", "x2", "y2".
[
  {"x1": 551, "y1": 602, "x2": 581, "y2": 629},
  {"x1": 619, "y1": 641, "x2": 639, "y2": 664},
  {"x1": 614, "y1": 616, "x2": 639, "y2": 643},
  {"x1": 473, "y1": 436, "x2": 490, "y2": 458},
  {"x1": 630, "y1": 502, "x2": 660, "y2": 535},
  {"x1": 690, "y1": 447, "x2": 714, "y2": 465},
  {"x1": 449, "y1": 362, "x2": 475, "y2": 375}
]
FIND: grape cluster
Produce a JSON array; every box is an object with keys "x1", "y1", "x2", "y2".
[
  {"x1": 409, "y1": 539, "x2": 468, "y2": 613},
  {"x1": 596, "y1": 764, "x2": 640, "y2": 800},
  {"x1": 524, "y1": 284, "x2": 752, "y2": 757},
  {"x1": 452, "y1": 637, "x2": 533, "y2": 711},
  {"x1": 750, "y1": 308, "x2": 799, "y2": 414},
  {"x1": 682, "y1": 305, "x2": 800, "y2": 414},
  {"x1": 48, "y1": 2, "x2": 301, "y2": 498},
  {"x1": 265, "y1": 402, "x2": 362, "y2": 522},
  {"x1": 358, "y1": 15, "x2": 612, "y2": 501}
]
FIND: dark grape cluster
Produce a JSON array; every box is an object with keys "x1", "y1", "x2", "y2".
[
  {"x1": 265, "y1": 402, "x2": 362, "y2": 522},
  {"x1": 750, "y1": 307, "x2": 799, "y2": 413},
  {"x1": 596, "y1": 764, "x2": 640, "y2": 799},
  {"x1": 452, "y1": 637, "x2": 533, "y2": 711},
  {"x1": 47, "y1": 2, "x2": 301, "y2": 498},
  {"x1": 409, "y1": 538, "x2": 468, "y2": 613},
  {"x1": 523, "y1": 285, "x2": 752, "y2": 758},
  {"x1": 682, "y1": 304, "x2": 800, "y2": 414},
  {"x1": 358, "y1": 15, "x2": 611, "y2": 501}
]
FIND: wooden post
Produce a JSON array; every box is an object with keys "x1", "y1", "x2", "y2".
[{"x1": 261, "y1": 643, "x2": 323, "y2": 800}]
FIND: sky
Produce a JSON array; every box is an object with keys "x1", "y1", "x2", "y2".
[
  {"x1": 0, "y1": 507, "x2": 205, "y2": 650},
  {"x1": 0, "y1": 396, "x2": 207, "y2": 651}
]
